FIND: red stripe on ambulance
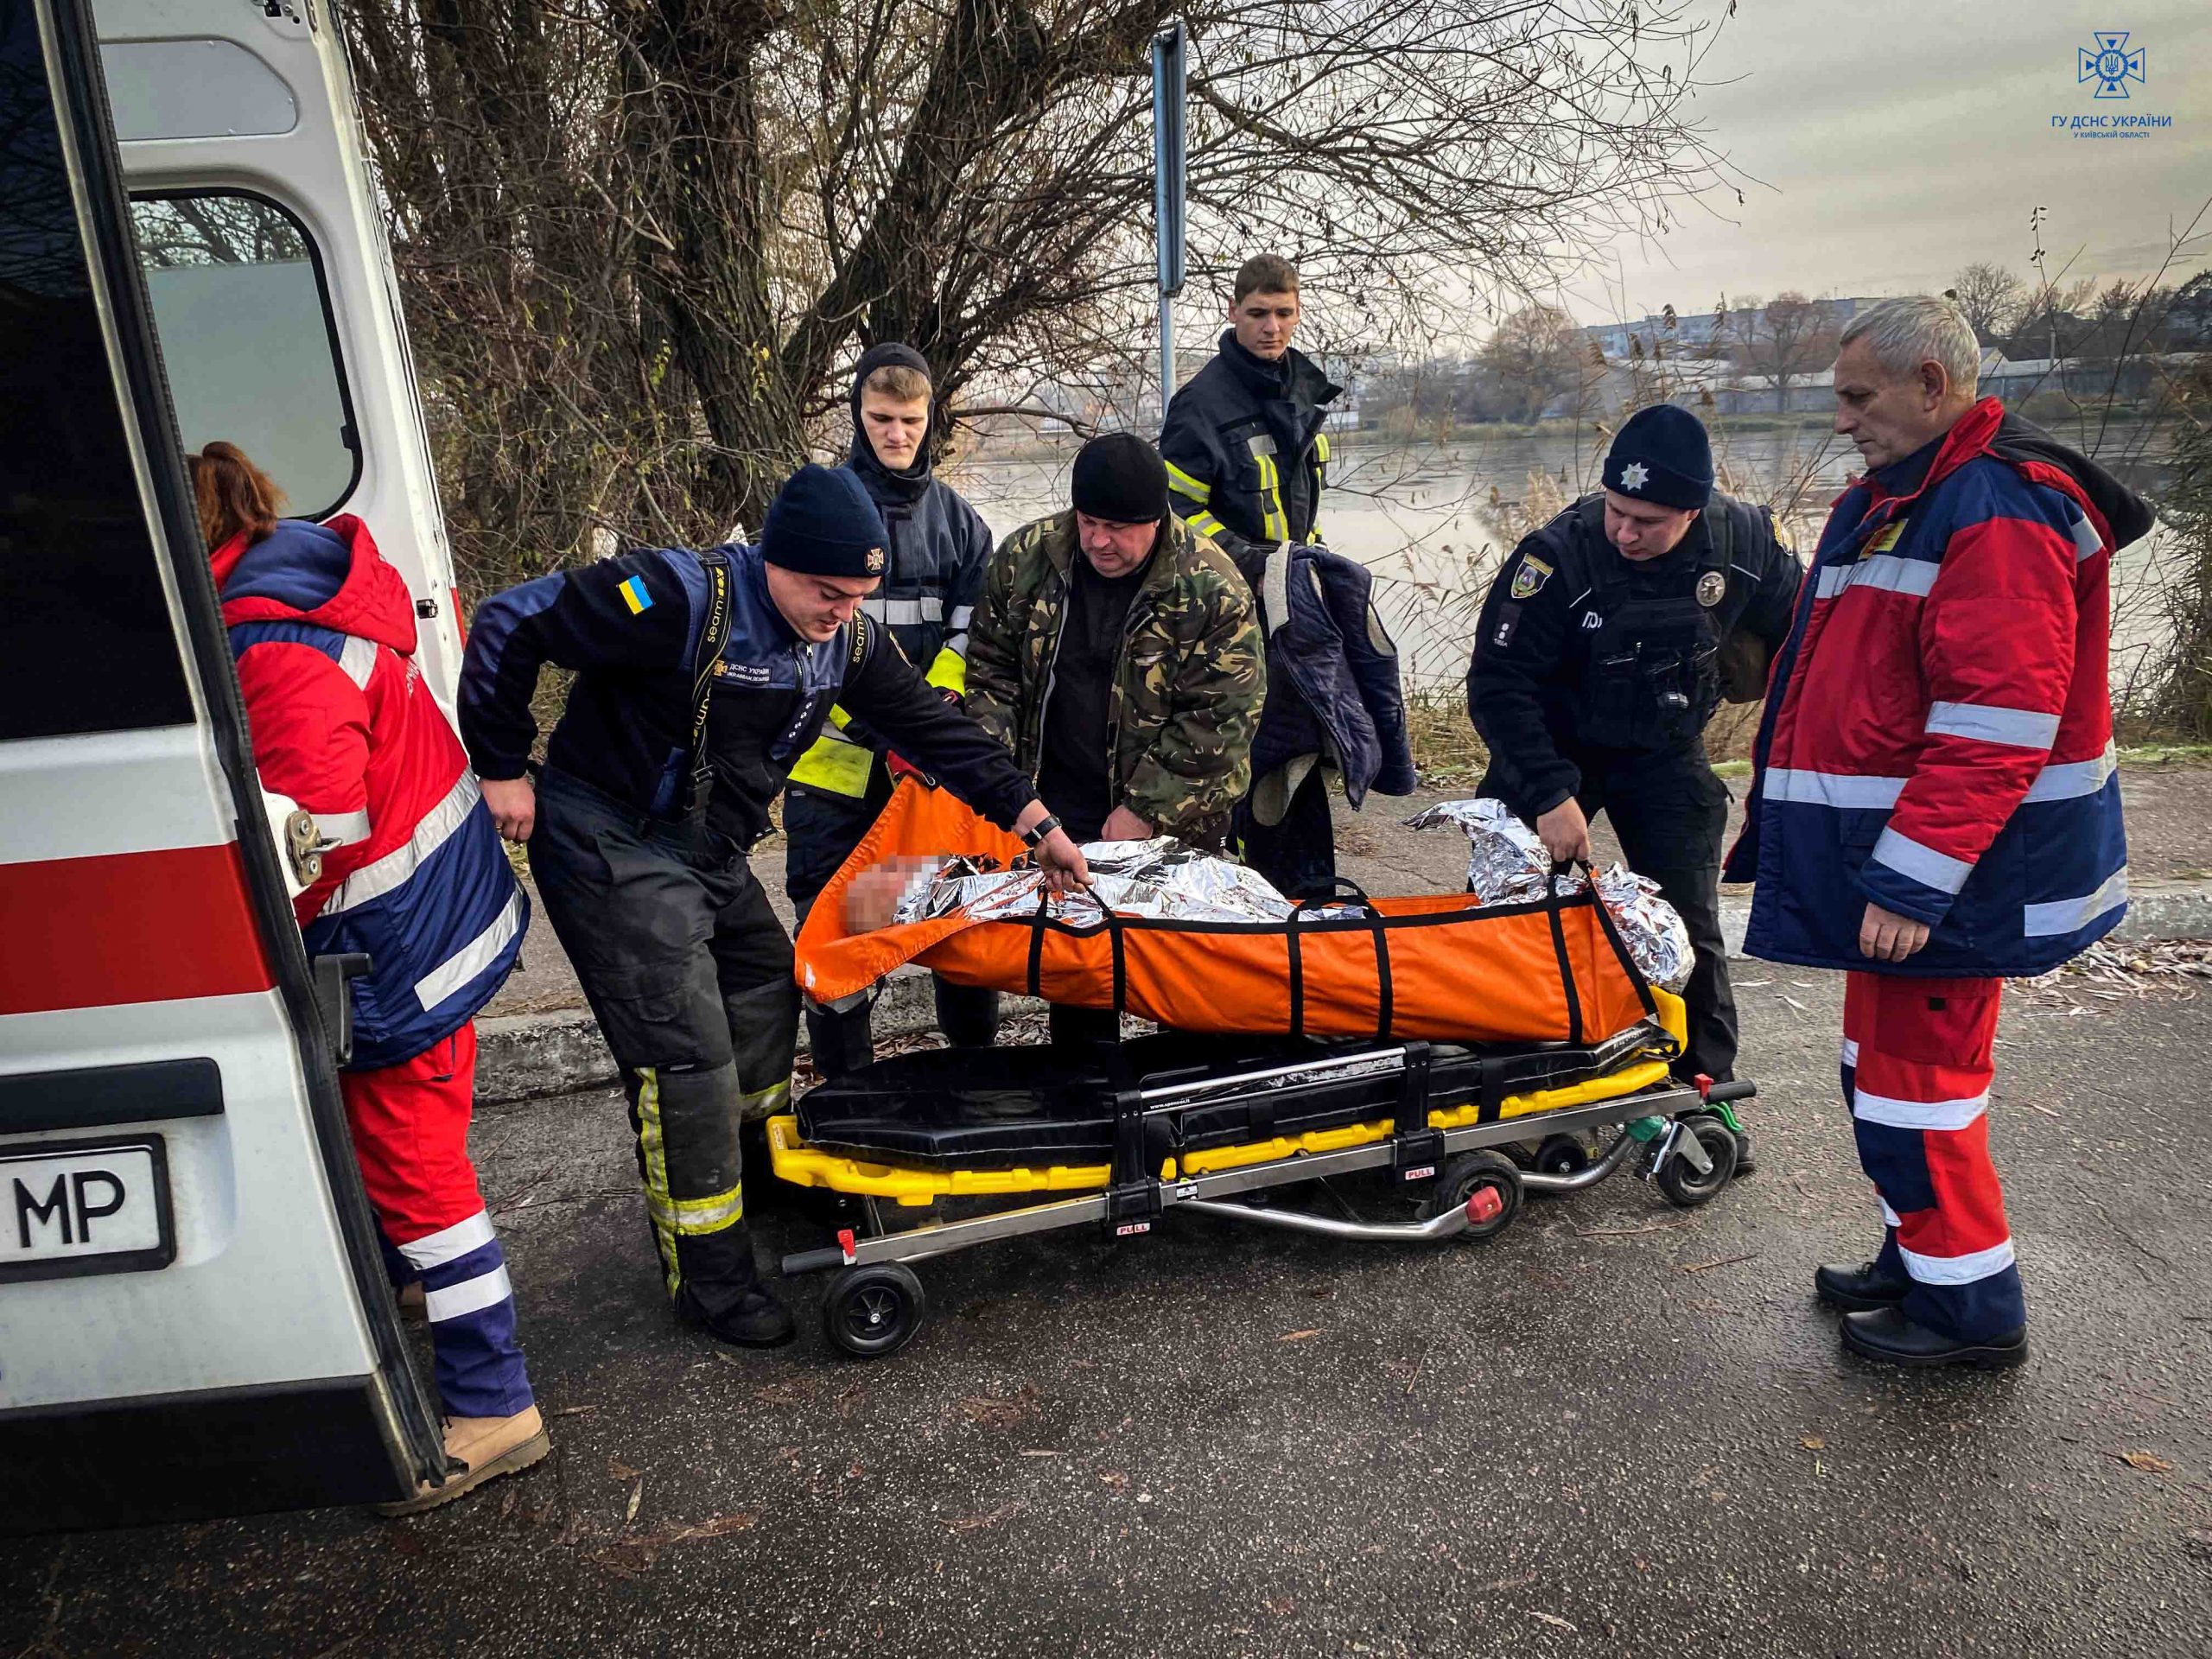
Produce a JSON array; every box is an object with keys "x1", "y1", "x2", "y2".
[{"x1": 0, "y1": 844, "x2": 274, "y2": 1014}]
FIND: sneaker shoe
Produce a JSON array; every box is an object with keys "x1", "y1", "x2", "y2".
[{"x1": 376, "y1": 1406, "x2": 550, "y2": 1516}]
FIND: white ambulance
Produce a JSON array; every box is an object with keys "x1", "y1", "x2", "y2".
[{"x1": 2, "y1": 0, "x2": 479, "y2": 1524}]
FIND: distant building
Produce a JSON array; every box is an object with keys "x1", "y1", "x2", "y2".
[{"x1": 1584, "y1": 297, "x2": 1890, "y2": 363}]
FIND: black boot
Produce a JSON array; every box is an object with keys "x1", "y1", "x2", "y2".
[
  {"x1": 805, "y1": 1000, "x2": 874, "y2": 1080},
  {"x1": 1727, "y1": 1126, "x2": 1757, "y2": 1179},
  {"x1": 1841, "y1": 1306, "x2": 2027, "y2": 1370},
  {"x1": 676, "y1": 1280, "x2": 796, "y2": 1348},
  {"x1": 1814, "y1": 1259, "x2": 1910, "y2": 1312}
]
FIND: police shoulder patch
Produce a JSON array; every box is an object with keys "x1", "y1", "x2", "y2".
[{"x1": 1509, "y1": 556, "x2": 1553, "y2": 601}]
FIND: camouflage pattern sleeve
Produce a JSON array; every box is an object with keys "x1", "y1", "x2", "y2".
[
  {"x1": 1122, "y1": 560, "x2": 1265, "y2": 838},
  {"x1": 962, "y1": 523, "x2": 1027, "y2": 755}
]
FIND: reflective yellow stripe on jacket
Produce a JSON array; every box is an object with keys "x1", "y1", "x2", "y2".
[
  {"x1": 788, "y1": 704, "x2": 876, "y2": 797},
  {"x1": 1166, "y1": 460, "x2": 1230, "y2": 542},
  {"x1": 1254, "y1": 451, "x2": 1289, "y2": 543}
]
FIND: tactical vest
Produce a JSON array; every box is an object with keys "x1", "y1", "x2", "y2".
[{"x1": 1548, "y1": 494, "x2": 1760, "y2": 753}]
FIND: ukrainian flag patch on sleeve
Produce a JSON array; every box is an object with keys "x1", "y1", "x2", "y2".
[{"x1": 619, "y1": 574, "x2": 653, "y2": 614}]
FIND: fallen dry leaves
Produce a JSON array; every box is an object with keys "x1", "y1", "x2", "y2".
[{"x1": 2113, "y1": 1449, "x2": 2174, "y2": 1473}]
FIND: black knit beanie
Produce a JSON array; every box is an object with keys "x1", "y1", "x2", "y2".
[
  {"x1": 1071, "y1": 432, "x2": 1170, "y2": 524},
  {"x1": 1604, "y1": 404, "x2": 1714, "y2": 511},
  {"x1": 761, "y1": 464, "x2": 889, "y2": 578}
]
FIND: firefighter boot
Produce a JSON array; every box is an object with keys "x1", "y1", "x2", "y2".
[{"x1": 645, "y1": 1062, "x2": 796, "y2": 1348}]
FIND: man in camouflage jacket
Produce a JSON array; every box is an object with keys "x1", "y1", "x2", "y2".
[{"x1": 966, "y1": 434, "x2": 1263, "y2": 856}]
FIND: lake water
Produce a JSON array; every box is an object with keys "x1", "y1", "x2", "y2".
[{"x1": 946, "y1": 423, "x2": 2183, "y2": 701}]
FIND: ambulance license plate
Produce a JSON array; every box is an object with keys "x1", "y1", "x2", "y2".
[{"x1": 0, "y1": 1136, "x2": 175, "y2": 1283}]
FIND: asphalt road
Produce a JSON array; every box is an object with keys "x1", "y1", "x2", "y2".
[{"x1": 7, "y1": 970, "x2": 2211, "y2": 1658}]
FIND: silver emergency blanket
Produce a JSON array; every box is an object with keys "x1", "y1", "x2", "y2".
[
  {"x1": 887, "y1": 839, "x2": 1301, "y2": 929},
  {"x1": 1403, "y1": 798, "x2": 1694, "y2": 990}
]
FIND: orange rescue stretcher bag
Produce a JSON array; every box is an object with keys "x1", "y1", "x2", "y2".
[{"x1": 794, "y1": 782, "x2": 1662, "y2": 1049}]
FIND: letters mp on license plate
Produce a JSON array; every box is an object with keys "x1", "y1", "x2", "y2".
[{"x1": 0, "y1": 1137, "x2": 175, "y2": 1283}]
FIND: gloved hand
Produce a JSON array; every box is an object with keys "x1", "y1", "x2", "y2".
[{"x1": 887, "y1": 752, "x2": 938, "y2": 788}]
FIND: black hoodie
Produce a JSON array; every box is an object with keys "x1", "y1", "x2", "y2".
[{"x1": 789, "y1": 344, "x2": 998, "y2": 791}]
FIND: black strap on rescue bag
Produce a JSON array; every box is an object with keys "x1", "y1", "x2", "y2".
[
  {"x1": 1543, "y1": 861, "x2": 1587, "y2": 1048},
  {"x1": 1285, "y1": 878, "x2": 1392, "y2": 1041}
]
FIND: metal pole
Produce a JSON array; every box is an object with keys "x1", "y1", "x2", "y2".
[
  {"x1": 1160, "y1": 289, "x2": 1175, "y2": 421},
  {"x1": 1152, "y1": 18, "x2": 1185, "y2": 425}
]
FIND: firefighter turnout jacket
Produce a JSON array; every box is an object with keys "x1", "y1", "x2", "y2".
[{"x1": 1159, "y1": 331, "x2": 1343, "y2": 571}]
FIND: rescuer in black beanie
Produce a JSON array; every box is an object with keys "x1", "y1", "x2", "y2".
[{"x1": 1071, "y1": 432, "x2": 1171, "y2": 524}]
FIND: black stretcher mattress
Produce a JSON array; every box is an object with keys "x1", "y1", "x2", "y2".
[{"x1": 794, "y1": 1024, "x2": 1669, "y2": 1167}]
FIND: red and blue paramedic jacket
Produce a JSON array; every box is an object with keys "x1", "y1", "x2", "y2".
[
  {"x1": 216, "y1": 516, "x2": 525, "y2": 1069},
  {"x1": 1726, "y1": 399, "x2": 2145, "y2": 979}
]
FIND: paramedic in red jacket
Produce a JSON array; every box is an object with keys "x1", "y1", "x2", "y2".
[
  {"x1": 1726, "y1": 301, "x2": 2150, "y2": 1370},
  {"x1": 194, "y1": 443, "x2": 542, "y2": 1513}
]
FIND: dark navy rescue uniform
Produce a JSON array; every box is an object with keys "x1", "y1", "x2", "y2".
[
  {"x1": 460, "y1": 543, "x2": 1033, "y2": 1326},
  {"x1": 1466, "y1": 493, "x2": 1801, "y2": 1082},
  {"x1": 785, "y1": 346, "x2": 1001, "y2": 1072}
]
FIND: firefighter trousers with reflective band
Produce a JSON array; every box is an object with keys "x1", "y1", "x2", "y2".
[
  {"x1": 529, "y1": 768, "x2": 798, "y2": 1323},
  {"x1": 1840, "y1": 972, "x2": 2024, "y2": 1342},
  {"x1": 341, "y1": 1021, "x2": 534, "y2": 1420},
  {"x1": 785, "y1": 779, "x2": 1001, "y2": 1076}
]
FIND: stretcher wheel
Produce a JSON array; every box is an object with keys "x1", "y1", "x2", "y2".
[
  {"x1": 1535, "y1": 1134, "x2": 1592, "y2": 1177},
  {"x1": 1653, "y1": 1116, "x2": 1739, "y2": 1209},
  {"x1": 822, "y1": 1263, "x2": 927, "y2": 1358},
  {"x1": 1424, "y1": 1151, "x2": 1522, "y2": 1241}
]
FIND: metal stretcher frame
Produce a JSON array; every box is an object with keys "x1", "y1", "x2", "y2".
[{"x1": 778, "y1": 1074, "x2": 1739, "y2": 1276}]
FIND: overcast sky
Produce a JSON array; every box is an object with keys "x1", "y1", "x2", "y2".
[{"x1": 1559, "y1": 0, "x2": 2212, "y2": 326}]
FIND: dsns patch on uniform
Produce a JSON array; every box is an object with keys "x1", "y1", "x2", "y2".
[{"x1": 1509, "y1": 556, "x2": 1552, "y2": 601}]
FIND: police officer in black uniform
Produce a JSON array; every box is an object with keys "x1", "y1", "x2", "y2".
[
  {"x1": 461, "y1": 466, "x2": 1089, "y2": 1348},
  {"x1": 1466, "y1": 405, "x2": 1800, "y2": 1168}
]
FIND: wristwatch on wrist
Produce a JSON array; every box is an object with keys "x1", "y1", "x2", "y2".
[{"x1": 1019, "y1": 813, "x2": 1062, "y2": 849}]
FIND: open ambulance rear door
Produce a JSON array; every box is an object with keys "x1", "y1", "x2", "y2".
[{"x1": 0, "y1": 0, "x2": 451, "y2": 1528}]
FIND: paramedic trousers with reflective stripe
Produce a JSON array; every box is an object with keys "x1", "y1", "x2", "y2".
[
  {"x1": 1840, "y1": 972, "x2": 2025, "y2": 1342},
  {"x1": 529, "y1": 769, "x2": 798, "y2": 1323},
  {"x1": 341, "y1": 1021, "x2": 534, "y2": 1420},
  {"x1": 785, "y1": 778, "x2": 1002, "y2": 1077}
]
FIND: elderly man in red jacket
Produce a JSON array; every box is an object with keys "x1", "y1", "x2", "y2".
[{"x1": 1727, "y1": 297, "x2": 2150, "y2": 1370}]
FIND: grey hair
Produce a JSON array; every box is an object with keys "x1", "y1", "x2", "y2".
[{"x1": 1839, "y1": 296, "x2": 1980, "y2": 395}]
